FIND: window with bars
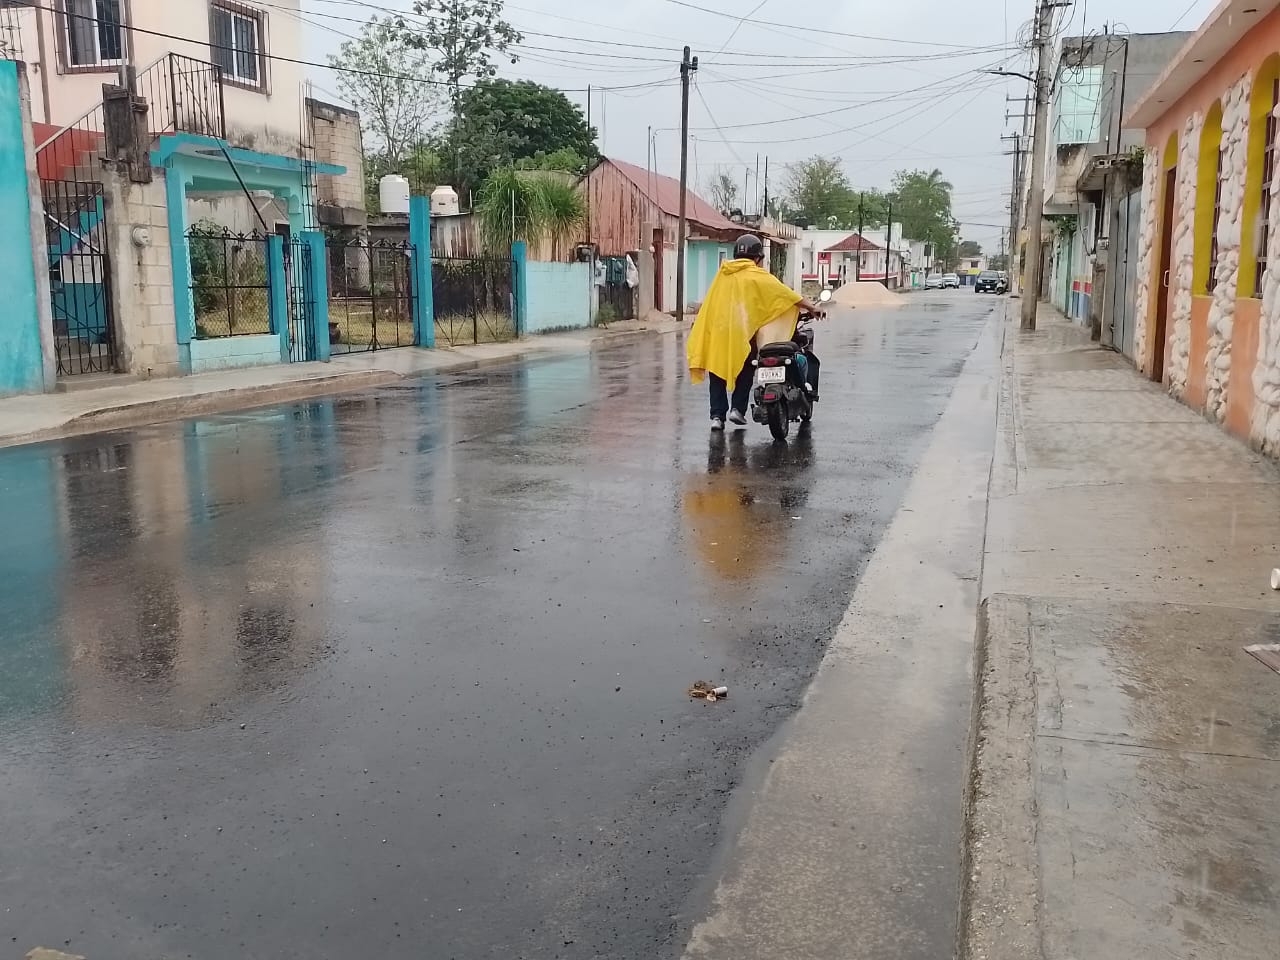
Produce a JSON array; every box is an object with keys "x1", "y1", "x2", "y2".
[
  {"x1": 1256, "y1": 77, "x2": 1280, "y2": 298},
  {"x1": 1208, "y1": 147, "x2": 1224, "y2": 293},
  {"x1": 210, "y1": 3, "x2": 264, "y2": 86},
  {"x1": 61, "y1": 0, "x2": 123, "y2": 68}
]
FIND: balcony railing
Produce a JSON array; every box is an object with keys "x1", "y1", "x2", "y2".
[{"x1": 35, "y1": 53, "x2": 227, "y2": 181}]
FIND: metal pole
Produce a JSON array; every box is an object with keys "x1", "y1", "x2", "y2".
[
  {"x1": 855, "y1": 193, "x2": 864, "y2": 282},
  {"x1": 586, "y1": 85, "x2": 592, "y2": 248},
  {"x1": 676, "y1": 46, "x2": 697, "y2": 321},
  {"x1": 884, "y1": 196, "x2": 893, "y2": 288},
  {"x1": 1021, "y1": 0, "x2": 1055, "y2": 330}
]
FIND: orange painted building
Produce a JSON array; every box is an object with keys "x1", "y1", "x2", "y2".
[{"x1": 1127, "y1": 0, "x2": 1280, "y2": 453}]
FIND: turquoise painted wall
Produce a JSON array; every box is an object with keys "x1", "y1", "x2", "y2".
[
  {"x1": 525, "y1": 261, "x2": 591, "y2": 332},
  {"x1": 685, "y1": 242, "x2": 733, "y2": 304},
  {"x1": 0, "y1": 61, "x2": 48, "y2": 395}
]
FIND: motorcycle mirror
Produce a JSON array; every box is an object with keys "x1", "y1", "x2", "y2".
[{"x1": 817, "y1": 288, "x2": 833, "y2": 303}]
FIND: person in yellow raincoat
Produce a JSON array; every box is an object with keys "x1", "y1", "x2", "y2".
[{"x1": 686, "y1": 234, "x2": 826, "y2": 430}]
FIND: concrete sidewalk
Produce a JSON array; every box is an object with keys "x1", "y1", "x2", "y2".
[
  {"x1": 964, "y1": 307, "x2": 1280, "y2": 959},
  {"x1": 0, "y1": 317, "x2": 682, "y2": 448}
]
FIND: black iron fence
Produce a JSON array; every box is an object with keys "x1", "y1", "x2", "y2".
[
  {"x1": 431, "y1": 255, "x2": 516, "y2": 346},
  {"x1": 188, "y1": 227, "x2": 272, "y2": 338},
  {"x1": 286, "y1": 237, "x2": 317, "y2": 362},
  {"x1": 327, "y1": 238, "x2": 416, "y2": 352},
  {"x1": 597, "y1": 283, "x2": 636, "y2": 324},
  {"x1": 42, "y1": 179, "x2": 117, "y2": 376}
]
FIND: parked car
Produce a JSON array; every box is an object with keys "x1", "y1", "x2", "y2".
[
  {"x1": 942, "y1": 273, "x2": 960, "y2": 289},
  {"x1": 974, "y1": 270, "x2": 1003, "y2": 293},
  {"x1": 924, "y1": 273, "x2": 945, "y2": 289}
]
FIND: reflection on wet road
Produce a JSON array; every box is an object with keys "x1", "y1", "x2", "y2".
[{"x1": 0, "y1": 299, "x2": 992, "y2": 958}]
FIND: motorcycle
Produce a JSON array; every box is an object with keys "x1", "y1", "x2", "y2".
[{"x1": 749, "y1": 288, "x2": 830, "y2": 441}]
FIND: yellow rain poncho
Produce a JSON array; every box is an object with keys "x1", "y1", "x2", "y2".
[{"x1": 686, "y1": 259, "x2": 802, "y2": 384}]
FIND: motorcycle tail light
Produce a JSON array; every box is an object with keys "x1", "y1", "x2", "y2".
[
  {"x1": 762, "y1": 392, "x2": 778, "y2": 402},
  {"x1": 760, "y1": 356, "x2": 782, "y2": 367}
]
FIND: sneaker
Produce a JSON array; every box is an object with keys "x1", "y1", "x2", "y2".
[
  {"x1": 710, "y1": 417, "x2": 725, "y2": 431},
  {"x1": 728, "y1": 409, "x2": 747, "y2": 426}
]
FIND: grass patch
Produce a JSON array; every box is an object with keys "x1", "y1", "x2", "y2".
[{"x1": 434, "y1": 311, "x2": 516, "y2": 346}]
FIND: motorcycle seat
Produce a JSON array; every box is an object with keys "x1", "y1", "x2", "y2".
[{"x1": 757, "y1": 340, "x2": 798, "y2": 359}]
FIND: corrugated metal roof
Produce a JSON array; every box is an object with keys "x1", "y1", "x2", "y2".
[{"x1": 605, "y1": 157, "x2": 743, "y2": 234}]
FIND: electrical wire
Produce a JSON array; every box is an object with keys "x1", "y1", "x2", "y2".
[
  {"x1": 656, "y1": 0, "x2": 996, "y2": 49},
  {"x1": 1168, "y1": 0, "x2": 1201, "y2": 31}
]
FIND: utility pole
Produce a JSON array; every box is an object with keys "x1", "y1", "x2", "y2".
[
  {"x1": 855, "y1": 193, "x2": 864, "y2": 281},
  {"x1": 676, "y1": 46, "x2": 698, "y2": 322},
  {"x1": 883, "y1": 196, "x2": 893, "y2": 288},
  {"x1": 1021, "y1": 0, "x2": 1058, "y2": 330},
  {"x1": 1002, "y1": 132, "x2": 1024, "y2": 285}
]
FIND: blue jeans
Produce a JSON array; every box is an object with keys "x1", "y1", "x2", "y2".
[{"x1": 708, "y1": 356, "x2": 754, "y2": 420}]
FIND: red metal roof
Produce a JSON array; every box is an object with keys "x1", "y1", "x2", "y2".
[
  {"x1": 825, "y1": 232, "x2": 882, "y2": 252},
  {"x1": 605, "y1": 157, "x2": 743, "y2": 234}
]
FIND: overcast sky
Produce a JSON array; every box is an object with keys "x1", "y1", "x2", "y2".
[{"x1": 300, "y1": 0, "x2": 1220, "y2": 252}]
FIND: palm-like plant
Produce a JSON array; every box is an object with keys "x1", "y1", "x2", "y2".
[{"x1": 475, "y1": 167, "x2": 586, "y2": 258}]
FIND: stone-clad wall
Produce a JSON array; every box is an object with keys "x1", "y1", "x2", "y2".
[
  {"x1": 1251, "y1": 104, "x2": 1280, "y2": 454},
  {"x1": 1133, "y1": 148, "x2": 1161, "y2": 374},
  {"x1": 1205, "y1": 75, "x2": 1253, "y2": 422},
  {"x1": 1167, "y1": 112, "x2": 1202, "y2": 399}
]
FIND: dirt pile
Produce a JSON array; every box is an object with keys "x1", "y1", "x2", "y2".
[{"x1": 830, "y1": 280, "x2": 906, "y2": 309}]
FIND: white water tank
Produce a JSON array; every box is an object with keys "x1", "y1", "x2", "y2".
[
  {"x1": 430, "y1": 184, "x2": 461, "y2": 217},
  {"x1": 379, "y1": 174, "x2": 410, "y2": 215}
]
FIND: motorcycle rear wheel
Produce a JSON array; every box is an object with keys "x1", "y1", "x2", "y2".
[{"x1": 767, "y1": 400, "x2": 790, "y2": 440}]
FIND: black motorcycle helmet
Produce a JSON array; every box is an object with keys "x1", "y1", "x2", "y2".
[{"x1": 733, "y1": 233, "x2": 764, "y2": 262}]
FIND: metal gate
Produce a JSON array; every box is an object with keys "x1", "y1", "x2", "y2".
[
  {"x1": 328, "y1": 238, "x2": 416, "y2": 352},
  {"x1": 431, "y1": 254, "x2": 516, "y2": 345},
  {"x1": 42, "y1": 179, "x2": 117, "y2": 375},
  {"x1": 287, "y1": 237, "x2": 318, "y2": 362}
]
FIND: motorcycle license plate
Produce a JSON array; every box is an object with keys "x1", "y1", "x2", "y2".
[{"x1": 757, "y1": 367, "x2": 786, "y2": 384}]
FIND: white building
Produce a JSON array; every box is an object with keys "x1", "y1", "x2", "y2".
[{"x1": 7, "y1": 0, "x2": 305, "y2": 154}]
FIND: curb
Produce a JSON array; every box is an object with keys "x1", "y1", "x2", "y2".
[{"x1": 0, "y1": 323, "x2": 685, "y2": 449}]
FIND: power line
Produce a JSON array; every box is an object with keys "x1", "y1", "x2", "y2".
[
  {"x1": 1168, "y1": 0, "x2": 1201, "y2": 30},
  {"x1": 295, "y1": 0, "x2": 1014, "y2": 64},
  {"x1": 27, "y1": 1, "x2": 673, "y2": 94},
  {"x1": 657, "y1": 0, "x2": 995, "y2": 48}
]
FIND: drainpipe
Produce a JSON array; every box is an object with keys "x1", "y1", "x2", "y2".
[{"x1": 33, "y1": 5, "x2": 52, "y2": 123}]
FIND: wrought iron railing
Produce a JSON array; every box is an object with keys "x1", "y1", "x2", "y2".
[
  {"x1": 431, "y1": 254, "x2": 517, "y2": 346},
  {"x1": 327, "y1": 238, "x2": 417, "y2": 352},
  {"x1": 188, "y1": 227, "x2": 272, "y2": 338},
  {"x1": 35, "y1": 53, "x2": 226, "y2": 180}
]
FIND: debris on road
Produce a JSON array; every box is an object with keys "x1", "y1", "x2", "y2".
[
  {"x1": 1270, "y1": 568, "x2": 1280, "y2": 590},
  {"x1": 688, "y1": 681, "x2": 729, "y2": 701}
]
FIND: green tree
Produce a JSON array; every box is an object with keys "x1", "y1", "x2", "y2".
[
  {"x1": 783, "y1": 155, "x2": 853, "y2": 227},
  {"x1": 514, "y1": 147, "x2": 589, "y2": 174},
  {"x1": 958, "y1": 239, "x2": 983, "y2": 258},
  {"x1": 782, "y1": 156, "x2": 887, "y2": 230},
  {"x1": 398, "y1": 0, "x2": 522, "y2": 113},
  {"x1": 328, "y1": 16, "x2": 443, "y2": 165},
  {"x1": 890, "y1": 168, "x2": 959, "y2": 265},
  {"x1": 458, "y1": 80, "x2": 597, "y2": 166}
]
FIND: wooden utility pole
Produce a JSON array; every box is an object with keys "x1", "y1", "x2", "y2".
[
  {"x1": 676, "y1": 46, "x2": 698, "y2": 321},
  {"x1": 1021, "y1": 0, "x2": 1058, "y2": 330}
]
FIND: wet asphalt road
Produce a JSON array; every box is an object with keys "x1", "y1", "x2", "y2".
[{"x1": 0, "y1": 292, "x2": 994, "y2": 959}]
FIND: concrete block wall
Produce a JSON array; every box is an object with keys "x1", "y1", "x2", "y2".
[
  {"x1": 524, "y1": 262, "x2": 592, "y2": 333},
  {"x1": 307, "y1": 99, "x2": 365, "y2": 215},
  {"x1": 101, "y1": 167, "x2": 182, "y2": 378}
]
